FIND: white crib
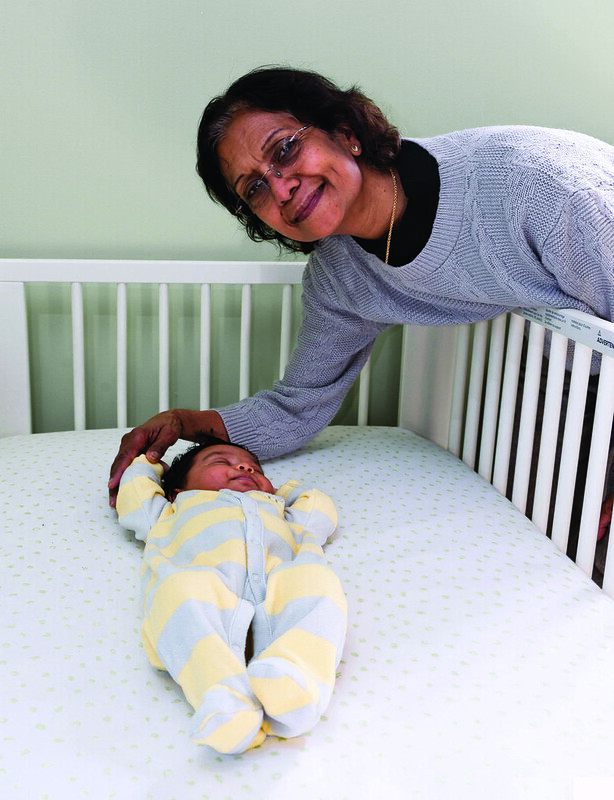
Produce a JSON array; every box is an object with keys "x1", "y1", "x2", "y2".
[{"x1": 2, "y1": 258, "x2": 614, "y2": 800}]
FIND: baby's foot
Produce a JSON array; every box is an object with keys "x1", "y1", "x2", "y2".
[
  {"x1": 248, "y1": 656, "x2": 327, "y2": 738},
  {"x1": 190, "y1": 683, "x2": 264, "y2": 754}
]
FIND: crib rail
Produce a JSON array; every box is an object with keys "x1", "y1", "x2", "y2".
[
  {"x1": 1, "y1": 260, "x2": 303, "y2": 435},
  {"x1": 0, "y1": 259, "x2": 376, "y2": 438},
  {"x1": 449, "y1": 307, "x2": 614, "y2": 595}
]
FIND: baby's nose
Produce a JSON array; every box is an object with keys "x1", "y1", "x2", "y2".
[{"x1": 237, "y1": 463, "x2": 254, "y2": 473}]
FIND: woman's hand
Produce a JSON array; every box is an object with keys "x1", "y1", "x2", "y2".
[{"x1": 108, "y1": 409, "x2": 227, "y2": 507}]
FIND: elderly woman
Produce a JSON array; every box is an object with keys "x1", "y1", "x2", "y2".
[{"x1": 109, "y1": 65, "x2": 614, "y2": 506}]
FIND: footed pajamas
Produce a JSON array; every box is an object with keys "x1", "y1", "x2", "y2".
[{"x1": 117, "y1": 455, "x2": 347, "y2": 754}]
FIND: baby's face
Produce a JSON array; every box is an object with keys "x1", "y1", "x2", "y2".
[{"x1": 181, "y1": 444, "x2": 275, "y2": 494}]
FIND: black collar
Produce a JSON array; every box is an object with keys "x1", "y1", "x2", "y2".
[{"x1": 353, "y1": 140, "x2": 440, "y2": 266}]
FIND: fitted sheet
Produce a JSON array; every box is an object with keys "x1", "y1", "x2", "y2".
[{"x1": 2, "y1": 425, "x2": 614, "y2": 800}]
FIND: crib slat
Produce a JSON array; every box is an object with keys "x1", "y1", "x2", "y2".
[
  {"x1": 462, "y1": 321, "x2": 489, "y2": 469},
  {"x1": 116, "y1": 283, "x2": 128, "y2": 429},
  {"x1": 603, "y1": 543, "x2": 614, "y2": 598},
  {"x1": 357, "y1": 357, "x2": 371, "y2": 426},
  {"x1": 279, "y1": 284, "x2": 293, "y2": 380},
  {"x1": 71, "y1": 283, "x2": 86, "y2": 431},
  {"x1": 478, "y1": 315, "x2": 507, "y2": 481},
  {"x1": 511, "y1": 322, "x2": 545, "y2": 514},
  {"x1": 240, "y1": 284, "x2": 251, "y2": 399},
  {"x1": 199, "y1": 284, "x2": 211, "y2": 409},
  {"x1": 158, "y1": 284, "x2": 169, "y2": 412},
  {"x1": 492, "y1": 313, "x2": 525, "y2": 495},
  {"x1": 575, "y1": 356, "x2": 614, "y2": 576},
  {"x1": 550, "y1": 341, "x2": 592, "y2": 553},
  {"x1": 448, "y1": 325, "x2": 471, "y2": 457},
  {"x1": 531, "y1": 330, "x2": 567, "y2": 533}
]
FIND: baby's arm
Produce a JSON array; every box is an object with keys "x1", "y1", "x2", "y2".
[
  {"x1": 276, "y1": 480, "x2": 338, "y2": 546},
  {"x1": 116, "y1": 454, "x2": 172, "y2": 541}
]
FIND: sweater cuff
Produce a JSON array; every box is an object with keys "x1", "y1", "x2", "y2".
[{"x1": 216, "y1": 400, "x2": 262, "y2": 453}]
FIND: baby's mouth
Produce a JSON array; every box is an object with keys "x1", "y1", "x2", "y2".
[{"x1": 233, "y1": 474, "x2": 256, "y2": 485}]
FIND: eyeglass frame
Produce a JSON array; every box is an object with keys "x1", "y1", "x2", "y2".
[{"x1": 234, "y1": 124, "x2": 313, "y2": 215}]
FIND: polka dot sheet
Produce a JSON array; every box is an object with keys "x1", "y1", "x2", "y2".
[{"x1": 2, "y1": 425, "x2": 614, "y2": 800}]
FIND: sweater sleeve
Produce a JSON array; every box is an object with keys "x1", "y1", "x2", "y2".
[
  {"x1": 275, "y1": 479, "x2": 338, "y2": 546},
  {"x1": 540, "y1": 186, "x2": 614, "y2": 322},
  {"x1": 216, "y1": 254, "x2": 388, "y2": 459},
  {"x1": 116, "y1": 455, "x2": 172, "y2": 541}
]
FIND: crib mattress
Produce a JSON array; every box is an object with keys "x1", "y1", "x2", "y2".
[{"x1": 2, "y1": 425, "x2": 614, "y2": 800}]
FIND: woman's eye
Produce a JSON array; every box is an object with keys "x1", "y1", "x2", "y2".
[
  {"x1": 276, "y1": 138, "x2": 298, "y2": 164},
  {"x1": 245, "y1": 180, "x2": 268, "y2": 208},
  {"x1": 245, "y1": 180, "x2": 262, "y2": 199}
]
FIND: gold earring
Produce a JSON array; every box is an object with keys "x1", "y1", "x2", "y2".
[{"x1": 351, "y1": 144, "x2": 359, "y2": 152}]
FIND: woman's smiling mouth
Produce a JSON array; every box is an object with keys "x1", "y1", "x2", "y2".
[{"x1": 292, "y1": 183, "x2": 324, "y2": 224}]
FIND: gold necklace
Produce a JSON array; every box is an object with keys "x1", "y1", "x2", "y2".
[{"x1": 385, "y1": 168, "x2": 398, "y2": 265}]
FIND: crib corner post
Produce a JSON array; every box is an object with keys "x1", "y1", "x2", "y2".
[
  {"x1": 0, "y1": 281, "x2": 32, "y2": 436},
  {"x1": 397, "y1": 324, "x2": 459, "y2": 448}
]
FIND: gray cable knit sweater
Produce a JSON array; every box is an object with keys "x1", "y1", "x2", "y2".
[{"x1": 219, "y1": 126, "x2": 614, "y2": 458}]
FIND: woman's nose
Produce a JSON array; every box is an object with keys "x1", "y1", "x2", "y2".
[{"x1": 267, "y1": 172, "x2": 298, "y2": 205}]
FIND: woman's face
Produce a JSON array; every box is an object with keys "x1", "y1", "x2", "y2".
[{"x1": 217, "y1": 110, "x2": 366, "y2": 242}]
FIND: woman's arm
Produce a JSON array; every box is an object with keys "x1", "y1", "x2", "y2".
[{"x1": 217, "y1": 268, "x2": 386, "y2": 458}]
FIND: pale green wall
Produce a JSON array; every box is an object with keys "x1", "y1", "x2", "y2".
[
  {"x1": 4, "y1": 1, "x2": 614, "y2": 432},
  {"x1": 5, "y1": 0, "x2": 614, "y2": 261}
]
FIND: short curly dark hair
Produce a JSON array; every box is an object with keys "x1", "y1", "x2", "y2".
[
  {"x1": 162, "y1": 436, "x2": 261, "y2": 499},
  {"x1": 195, "y1": 65, "x2": 401, "y2": 255}
]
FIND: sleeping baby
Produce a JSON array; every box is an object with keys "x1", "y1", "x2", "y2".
[{"x1": 116, "y1": 435, "x2": 347, "y2": 754}]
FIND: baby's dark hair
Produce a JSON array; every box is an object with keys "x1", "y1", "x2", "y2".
[{"x1": 162, "y1": 435, "x2": 261, "y2": 499}]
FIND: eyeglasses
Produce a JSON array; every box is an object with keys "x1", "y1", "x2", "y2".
[{"x1": 235, "y1": 125, "x2": 312, "y2": 214}]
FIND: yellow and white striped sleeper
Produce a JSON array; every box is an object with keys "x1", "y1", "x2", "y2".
[{"x1": 117, "y1": 455, "x2": 347, "y2": 754}]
